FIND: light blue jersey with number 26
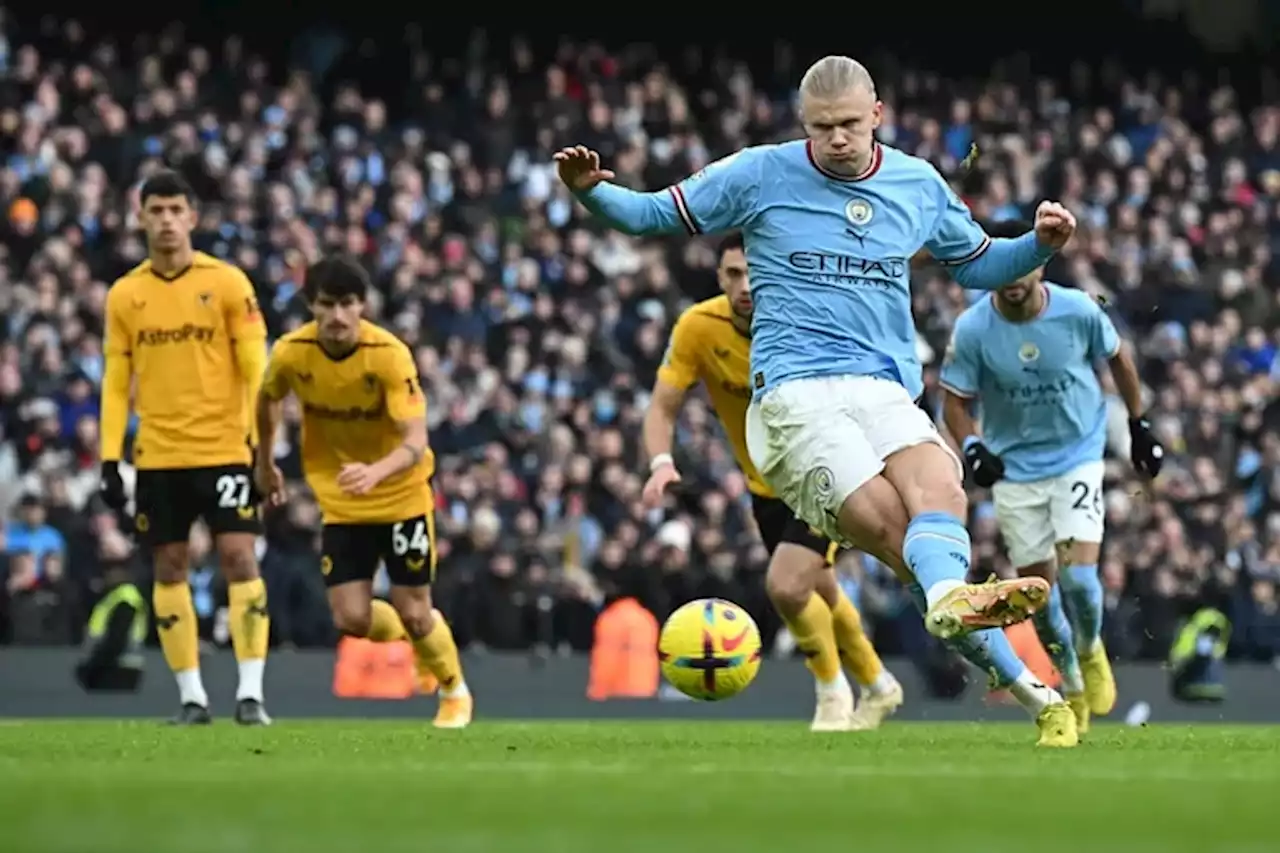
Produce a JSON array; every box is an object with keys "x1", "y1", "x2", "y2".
[
  {"x1": 939, "y1": 283, "x2": 1120, "y2": 482},
  {"x1": 575, "y1": 140, "x2": 1056, "y2": 402}
]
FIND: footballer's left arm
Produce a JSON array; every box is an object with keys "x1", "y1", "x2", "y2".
[
  {"x1": 225, "y1": 268, "x2": 269, "y2": 447},
  {"x1": 923, "y1": 169, "x2": 1054, "y2": 290},
  {"x1": 376, "y1": 345, "x2": 430, "y2": 479}
]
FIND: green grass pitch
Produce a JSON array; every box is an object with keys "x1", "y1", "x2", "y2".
[{"x1": 2, "y1": 721, "x2": 1277, "y2": 852}]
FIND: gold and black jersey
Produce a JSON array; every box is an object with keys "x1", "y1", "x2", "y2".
[
  {"x1": 263, "y1": 320, "x2": 435, "y2": 524},
  {"x1": 103, "y1": 252, "x2": 266, "y2": 470},
  {"x1": 657, "y1": 295, "x2": 771, "y2": 497}
]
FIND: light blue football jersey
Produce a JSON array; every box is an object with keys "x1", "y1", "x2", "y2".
[
  {"x1": 938, "y1": 283, "x2": 1121, "y2": 482},
  {"x1": 577, "y1": 140, "x2": 1054, "y2": 402}
]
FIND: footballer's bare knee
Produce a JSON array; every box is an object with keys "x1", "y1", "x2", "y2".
[
  {"x1": 814, "y1": 566, "x2": 843, "y2": 608},
  {"x1": 391, "y1": 586, "x2": 434, "y2": 638},
  {"x1": 837, "y1": 478, "x2": 895, "y2": 552},
  {"x1": 152, "y1": 544, "x2": 189, "y2": 584},
  {"x1": 328, "y1": 585, "x2": 373, "y2": 637},
  {"x1": 766, "y1": 544, "x2": 824, "y2": 617},
  {"x1": 215, "y1": 532, "x2": 260, "y2": 583},
  {"x1": 882, "y1": 443, "x2": 967, "y2": 518},
  {"x1": 837, "y1": 474, "x2": 911, "y2": 576}
]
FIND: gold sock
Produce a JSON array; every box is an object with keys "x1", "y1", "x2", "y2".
[
  {"x1": 783, "y1": 593, "x2": 842, "y2": 683},
  {"x1": 368, "y1": 599, "x2": 408, "y2": 642},
  {"x1": 412, "y1": 610, "x2": 464, "y2": 694},
  {"x1": 830, "y1": 590, "x2": 884, "y2": 686},
  {"x1": 153, "y1": 582, "x2": 200, "y2": 673},
  {"x1": 227, "y1": 578, "x2": 270, "y2": 662}
]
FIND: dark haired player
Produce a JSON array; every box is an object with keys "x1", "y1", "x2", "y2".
[
  {"x1": 255, "y1": 256, "x2": 472, "y2": 729},
  {"x1": 100, "y1": 170, "x2": 271, "y2": 725}
]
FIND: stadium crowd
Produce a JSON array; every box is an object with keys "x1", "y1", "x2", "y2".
[{"x1": 1, "y1": 15, "x2": 1279, "y2": 668}]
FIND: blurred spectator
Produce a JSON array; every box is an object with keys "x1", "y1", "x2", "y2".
[{"x1": 4, "y1": 493, "x2": 69, "y2": 643}]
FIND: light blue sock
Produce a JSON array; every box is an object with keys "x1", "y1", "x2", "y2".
[
  {"x1": 903, "y1": 512, "x2": 972, "y2": 605},
  {"x1": 1031, "y1": 584, "x2": 1082, "y2": 693},
  {"x1": 1059, "y1": 563, "x2": 1103, "y2": 654},
  {"x1": 908, "y1": 582, "x2": 1025, "y2": 689}
]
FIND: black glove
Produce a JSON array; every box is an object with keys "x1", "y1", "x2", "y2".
[
  {"x1": 99, "y1": 461, "x2": 127, "y2": 511},
  {"x1": 1129, "y1": 415, "x2": 1164, "y2": 479},
  {"x1": 962, "y1": 438, "x2": 1005, "y2": 488}
]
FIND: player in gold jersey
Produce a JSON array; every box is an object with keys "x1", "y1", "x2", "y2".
[
  {"x1": 99, "y1": 171, "x2": 271, "y2": 726},
  {"x1": 644, "y1": 233, "x2": 911, "y2": 731},
  {"x1": 254, "y1": 256, "x2": 472, "y2": 729}
]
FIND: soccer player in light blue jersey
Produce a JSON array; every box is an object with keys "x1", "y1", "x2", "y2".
[
  {"x1": 940, "y1": 218, "x2": 1164, "y2": 737},
  {"x1": 556, "y1": 56, "x2": 1084, "y2": 746}
]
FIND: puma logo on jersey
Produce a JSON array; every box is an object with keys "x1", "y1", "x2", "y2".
[
  {"x1": 155, "y1": 614, "x2": 180, "y2": 630},
  {"x1": 713, "y1": 346, "x2": 731, "y2": 359}
]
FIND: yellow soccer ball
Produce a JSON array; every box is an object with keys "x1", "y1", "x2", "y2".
[{"x1": 659, "y1": 598, "x2": 762, "y2": 701}]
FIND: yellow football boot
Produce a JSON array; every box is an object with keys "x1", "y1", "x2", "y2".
[
  {"x1": 849, "y1": 679, "x2": 905, "y2": 731},
  {"x1": 1080, "y1": 642, "x2": 1117, "y2": 715},
  {"x1": 1035, "y1": 702, "x2": 1079, "y2": 748},
  {"x1": 924, "y1": 576, "x2": 1050, "y2": 640},
  {"x1": 433, "y1": 693, "x2": 474, "y2": 729}
]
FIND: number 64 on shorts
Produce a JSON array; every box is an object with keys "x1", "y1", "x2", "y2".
[{"x1": 320, "y1": 513, "x2": 438, "y2": 588}]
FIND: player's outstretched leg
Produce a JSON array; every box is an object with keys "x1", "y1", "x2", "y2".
[
  {"x1": 766, "y1": 544, "x2": 854, "y2": 731},
  {"x1": 218, "y1": 533, "x2": 272, "y2": 726},
  {"x1": 877, "y1": 443, "x2": 1048, "y2": 639},
  {"x1": 906, "y1": 583, "x2": 1078, "y2": 747},
  {"x1": 1058, "y1": 551, "x2": 1114, "y2": 716},
  {"x1": 816, "y1": 561, "x2": 902, "y2": 730},
  {"x1": 392, "y1": 588, "x2": 471, "y2": 729},
  {"x1": 1028, "y1": 580, "x2": 1086, "y2": 731}
]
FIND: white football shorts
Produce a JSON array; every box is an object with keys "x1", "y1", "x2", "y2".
[
  {"x1": 745, "y1": 375, "x2": 961, "y2": 544},
  {"x1": 991, "y1": 459, "x2": 1106, "y2": 569}
]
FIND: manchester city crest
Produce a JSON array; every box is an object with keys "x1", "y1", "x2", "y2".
[{"x1": 845, "y1": 198, "x2": 874, "y2": 227}]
